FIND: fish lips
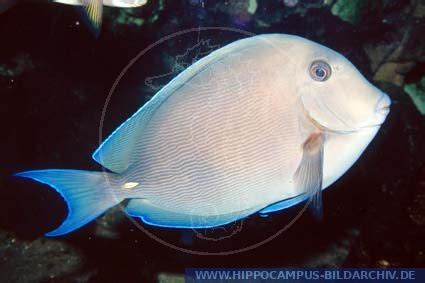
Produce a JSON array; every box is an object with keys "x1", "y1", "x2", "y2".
[
  {"x1": 358, "y1": 93, "x2": 391, "y2": 130},
  {"x1": 374, "y1": 93, "x2": 391, "y2": 119}
]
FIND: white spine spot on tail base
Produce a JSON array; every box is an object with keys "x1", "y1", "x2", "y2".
[{"x1": 122, "y1": 182, "x2": 139, "y2": 189}]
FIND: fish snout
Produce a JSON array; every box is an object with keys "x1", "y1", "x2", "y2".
[
  {"x1": 375, "y1": 93, "x2": 391, "y2": 116},
  {"x1": 357, "y1": 92, "x2": 391, "y2": 130}
]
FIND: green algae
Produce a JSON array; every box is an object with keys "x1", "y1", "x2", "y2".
[
  {"x1": 404, "y1": 76, "x2": 425, "y2": 115},
  {"x1": 0, "y1": 53, "x2": 34, "y2": 77},
  {"x1": 331, "y1": 0, "x2": 369, "y2": 24},
  {"x1": 105, "y1": 8, "x2": 145, "y2": 28}
]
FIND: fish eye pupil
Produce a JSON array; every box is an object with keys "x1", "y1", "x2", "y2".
[
  {"x1": 315, "y1": 68, "x2": 325, "y2": 78},
  {"x1": 309, "y1": 60, "x2": 332, "y2": 82}
]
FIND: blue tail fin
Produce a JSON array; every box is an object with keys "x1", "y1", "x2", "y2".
[{"x1": 15, "y1": 169, "x2": 121, "y2": 236}]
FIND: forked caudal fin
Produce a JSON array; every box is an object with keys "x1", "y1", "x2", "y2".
[{"x1": 14, "y1": 169, "x2": 122, "y2": 236}]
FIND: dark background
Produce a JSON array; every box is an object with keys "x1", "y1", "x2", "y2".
[{"x1": 0, "y1": 0, "x2": 424, "y2": 282}]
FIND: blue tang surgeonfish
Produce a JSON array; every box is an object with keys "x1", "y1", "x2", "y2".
[{"x1": 15, "y1": 34, "x2": 391, "y2": 236}]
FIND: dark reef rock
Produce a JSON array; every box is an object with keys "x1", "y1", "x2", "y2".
[{"x1": 0, "y1": 230, "x2": 93, "y2": 282}]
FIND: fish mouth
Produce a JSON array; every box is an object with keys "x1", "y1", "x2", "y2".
[
  {"x1": 375, "y1": 94, "x2": 391, "y2": 116},
  {"x1": 378, "y1": 105, "x2": 391, "y2": 115},
  {"x1": 303, "y1": 96, "x2": 388, "y2": 135},
  {"x1": 359, "y1": 94, "x2": 391, "y2": 129},
  {"x1": 320, "y1": 93, "x2": 390, "y2": 132}
]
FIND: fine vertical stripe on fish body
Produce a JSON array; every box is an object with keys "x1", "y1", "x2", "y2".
[
  {"x1": 15, "y1": 34, "x2": 390, "y2": 235},
  {"x1": 128, "y1": 50, "x2": 302, "y2": 216}
]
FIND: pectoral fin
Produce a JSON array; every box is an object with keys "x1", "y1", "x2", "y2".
[
  {"x1": 82, "y1": 0, "x2": 102, "y2": 36},
  {"x1": 294, "y1": 132, "x2": 324, "y2": 219}
]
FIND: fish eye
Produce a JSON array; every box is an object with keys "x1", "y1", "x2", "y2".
[{"x1": 309, "y1": 60, "x2": 332, "y2": 82}]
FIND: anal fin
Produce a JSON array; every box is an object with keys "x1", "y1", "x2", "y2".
[
  {"x1": 125, "y1": 199, "x2": 263, "y2": 228},
  {"x1": 259, "y1": 194, "x2": 309, "y2": 215}
]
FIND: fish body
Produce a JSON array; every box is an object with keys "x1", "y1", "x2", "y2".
[
  {"x1": 54, "y1": 0, "x2": 147, "y2": 35},
  {"x1": 54, "y1": 0, "x2": 147, "y2": 8},
  {"x1": 16, "y1": 34, "x2": 391, "y2": 236}
]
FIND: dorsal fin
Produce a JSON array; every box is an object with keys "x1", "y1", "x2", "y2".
[{"x1": 92, "y1": 35, "x2": 260, "y2": 173}]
